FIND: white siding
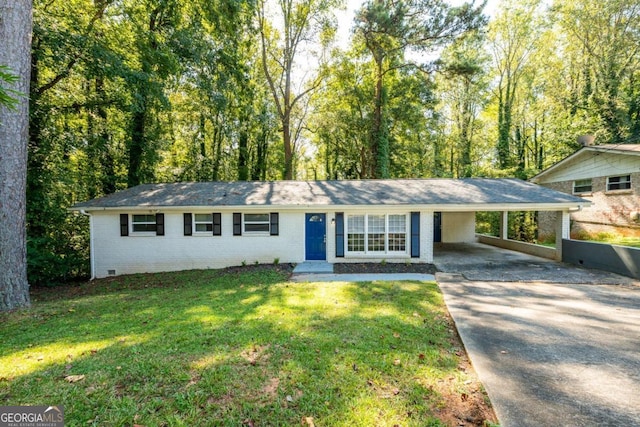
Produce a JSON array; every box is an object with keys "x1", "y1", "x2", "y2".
[
  {"x1": 441, "y1": 212, "x2": 475, "y2": 243},
  {"x1": 91, "y1": 211, "x2": 305, "y2": 278},
  {"x1": 537, "y1": 151, "x2": 640, "y2": 183}
]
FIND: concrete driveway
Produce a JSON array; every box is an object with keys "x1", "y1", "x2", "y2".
[{"x1": 434, "y1": 243, "x2": 640, "y2": 427}]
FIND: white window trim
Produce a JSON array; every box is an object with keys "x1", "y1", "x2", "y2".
[
  {"x1": 243, "y1": 213, "x2": 271, "y2": 235},
  {"x1": 131, "y1": 214, "x2": 157, "y2": 235},
  {"x1": 606, "y1": 174, "x2": 631, "y2": 192},
  {"x1": 346, "y1": 213, "x2": 408, "y2": 256},
  {"x1": 193, "y1": 213, "x2": 214, "y2": 235},
  {"x1": 573, "y1": 178, "x2": 593, "y2": 194}
]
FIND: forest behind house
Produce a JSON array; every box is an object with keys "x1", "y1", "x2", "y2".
[{"x1": 11, "y1": 0, "x2": 640, "y2": 285}]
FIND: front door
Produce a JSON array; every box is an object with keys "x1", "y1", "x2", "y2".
[{"x1": 305, "y1": 213, "x2": 326, "y2": 260}]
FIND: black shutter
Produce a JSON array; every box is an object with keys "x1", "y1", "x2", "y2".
[
  {"x1": 156, "y1": 213, "x2": 165, "y2": 236},
  {"x1": 120, "y1": 214, "x2": 129, "y2": 236},
  {"x1": 411, "y1": 212, "x2": 420, "y2": 258},
  {"x1": 213, "y1": 213, "x2": 221, "y2": 236},
  {"x1": 233, "y1": 213, "x2": 242, "y2": 236},
  {"x1": 184, "y1": 213, "x2": 192, "y2": 236},
  {"x1": 335, "y1": 213, "x2": 344, "y2": 257},
  {"x1": 270, "y1": 213, "x2": 279, "y2": 236}
]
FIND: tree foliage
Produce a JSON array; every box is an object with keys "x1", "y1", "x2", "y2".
[{"x1": 15, "y1": 0, "x2": 640, "y2": 285}]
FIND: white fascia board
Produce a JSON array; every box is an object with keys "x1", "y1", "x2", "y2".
[
  {"x1": 531, "y1": 146, "x2": 640, "y2": 183},
  {"x1": 76, "y1": 201, "x2": 590, "y2": 213}
]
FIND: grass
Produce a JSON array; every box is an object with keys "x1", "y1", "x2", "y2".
[
  {"x1": 0, "y1": 266, "x2": 495, "y2": 426},
  {"x1": 585, "y1": 234, "x2": 640, "y2": 248}
]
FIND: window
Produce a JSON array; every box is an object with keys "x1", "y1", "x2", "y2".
[
  {"x1": 607, "y1": 175, "x2": 631, "y2": 191},
  {"x1": 346, "y1": 214, "x2": 407, "y2": 254},
  {"x1": 194, "y1": 214, "x2": 213, "y2": 232},
  {"x1": 367, "y1": 215, "x2": 385, "y2": 252},
  {"x1": 244, "y1": 213, "x2": 271, "y2": 233},
  {"x1": 184, "y1": 213, "x2": 221, "y2": 236},
  {"x1": 121, "y1": 213, "x2": 163, "y2": 236},
  {"x1": 347, "y1": 215, "x2": 365, "y2": 252},
  {"x1": 388, "y1": 214, "x2": 407, "y2": 251},
  {"x1": 132, "y1": 214, "x2": 157, "y2": 232},
  {"x1": 573, "y1": 179, "x2": 592, "y2": 194}
]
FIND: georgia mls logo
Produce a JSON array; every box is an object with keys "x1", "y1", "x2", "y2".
[{"x1": 0, "y1": 405, "x2": 64, "y2": 427}]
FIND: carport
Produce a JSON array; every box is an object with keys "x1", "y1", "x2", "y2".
[{"x1": 428, "y1": 179, "x2": 590, "y2": 262}]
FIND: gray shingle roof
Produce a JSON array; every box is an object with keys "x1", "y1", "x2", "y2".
[{"x1": 72, "y1": 178, "x2": 587, "y2": 210}]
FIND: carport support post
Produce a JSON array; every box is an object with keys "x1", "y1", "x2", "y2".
[
  {"x1": 499, "y1": 211, "x2": 508, "y2": 240},
  {"x1": 554, "y1": 210, "x2": 570, "y2": 261}
]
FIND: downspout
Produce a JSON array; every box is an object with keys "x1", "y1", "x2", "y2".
[{"x1": 80, "y1": 210, "x2": 96, "y2": 280}]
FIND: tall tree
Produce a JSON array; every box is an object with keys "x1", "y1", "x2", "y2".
[
  {"x1": 354, "y1": 0, "x2": 486, "y2": 178},
  {"x1": 257, "y1": 0, "x2": 338, "y2": 180},
  {"x1": 553, "y1": 0, "x2": 640, "y2": 143},
  {"x1": 437, "y1": 31, "x2": 489, "y2": 177},
  {"x1": 489, "y1": 0, "x2": 541, "y2": 170},
  {"x1": 0, "y1": 0, "x2": 32, "y2": 310}
]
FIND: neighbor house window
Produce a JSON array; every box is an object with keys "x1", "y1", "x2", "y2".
[
  {"x1": 132, "y1": 214, "x2": 157, "y2": 232},
  {"x1": 607, "y1": 175, "x2": 631, "y2": 191},
  {"x1": 346, "y1": 214, "x2": 407, "y2": 254},
  {"x1": 573, "y1": 179, "x2": 592, "y2": 194}
]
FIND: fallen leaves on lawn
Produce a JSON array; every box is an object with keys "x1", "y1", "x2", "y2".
[
  {"x1": 64, "y1": 374, "x2": 85, "y2": 383},
  {"x1": 302, "y1": 416, "x2": 315, "y2": 426}
]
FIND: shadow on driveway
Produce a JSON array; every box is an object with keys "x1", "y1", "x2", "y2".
[{"x1": 434, "y1": 243, "x2": 640, "y2": 427}]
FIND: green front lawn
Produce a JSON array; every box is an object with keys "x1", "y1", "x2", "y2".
[{"x1": 0, "y1": 267, "x2": 495, "y2": 426}]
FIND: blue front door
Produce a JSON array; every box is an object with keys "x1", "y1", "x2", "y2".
[{"x1": 305, "y1": 213, "x2": 326, "y2": 260}]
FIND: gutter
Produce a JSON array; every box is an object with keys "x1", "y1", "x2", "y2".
[{"x1": 79, "y1": 209, "x2": 96, "y2": 280}]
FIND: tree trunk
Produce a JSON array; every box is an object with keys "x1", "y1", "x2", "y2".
[
  {"x1": 0, "y1": 0, "x2": 32, "y2": 310},
  {"x1": 238, "y1": 129, "x2": 249, "y2": 181},
  {"x1": 282, "y1": 118, "x2": 294, "y2": 179},
  {"x1": 370, "y1": 57, "x2": 389, "y2": 179}
]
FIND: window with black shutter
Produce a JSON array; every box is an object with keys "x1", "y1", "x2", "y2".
[
  {"x1": 120, "y1": 214, "x2": 129, "y2": 236},
  {"x1": 184, "y1": 213, "x2": 193, "y2": 236}
]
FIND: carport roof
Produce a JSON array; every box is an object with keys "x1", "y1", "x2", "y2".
[{"x1": 73, "y1": 178, "x2": 589, "y2": 211}]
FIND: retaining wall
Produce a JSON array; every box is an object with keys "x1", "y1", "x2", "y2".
[{"x1": 562, "y1": 239, "x2": 640, "y2": 279}]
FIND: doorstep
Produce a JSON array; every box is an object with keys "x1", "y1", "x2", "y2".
[{"x1": 293, "y1": 261, "x2": 334, "y2": 274}]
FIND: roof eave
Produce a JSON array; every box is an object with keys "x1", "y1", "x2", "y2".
[{"x1": 70, "y1": 200, "x2": 590, "y2": 213}]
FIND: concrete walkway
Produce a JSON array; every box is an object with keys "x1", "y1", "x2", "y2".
[{"x1": 435, "y1": 245, "x2": 640, "y2": 427}]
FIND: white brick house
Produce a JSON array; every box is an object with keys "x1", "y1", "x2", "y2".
[{"x1": 72, "y1": 179, "x2": 587, "y2": 278}]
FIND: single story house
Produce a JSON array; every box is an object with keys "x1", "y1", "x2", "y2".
[
  {"x1": 531, "y1": 144, "x2": 640, "y2": 238},
  {"x1": 72, "y1": 178, "x2": 588, "y2": 278}
]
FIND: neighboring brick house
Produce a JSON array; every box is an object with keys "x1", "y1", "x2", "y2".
[{"x1": 531, "y1": 144, "x2": 640, "y2": 238}]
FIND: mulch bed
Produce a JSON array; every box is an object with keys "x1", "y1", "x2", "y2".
[{"x1": 333, "y1": 262, "x2": 437, "y2": 274}]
